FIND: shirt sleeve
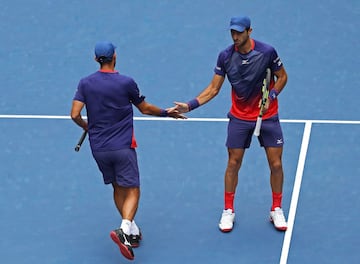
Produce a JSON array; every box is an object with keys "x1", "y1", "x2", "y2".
[
  {"x1": 269, "y1": 48, "x2": 284, "y2": 73},
  {"x1": 73, "y1": 79, "x2": 85, "y2": 102},
  {"x1": 214, "y1": 51, "x2": 227, "y2": 77},
  {"x1": 128, "y1": 79, "x2": 145, "y2": 105}
]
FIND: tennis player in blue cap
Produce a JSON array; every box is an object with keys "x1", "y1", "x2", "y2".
[
  {"x1": 71, "y1": 41, "x2": 185, "y2": 260},
  {"x1": 174, "y1": 16, "x2": 288, "y2": 232}
]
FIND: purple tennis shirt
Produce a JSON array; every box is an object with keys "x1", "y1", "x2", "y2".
[
  {"x1": 73, "y1": 70, "x2": 145, "y2": 151},
  {"x1": 214, "y1": 39, "x2": 283, "y2": 121}
]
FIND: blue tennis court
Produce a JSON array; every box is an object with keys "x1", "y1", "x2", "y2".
[{"x1": 1, "y1": 0, "x2": 359, "y2": 263}]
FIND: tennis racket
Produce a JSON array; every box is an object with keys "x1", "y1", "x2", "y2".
[
  {"x1": 254, "y1": 68, "x2": 271, "y2": 136},
  {"x1": 74, "y1": 130, "x2": 87, "y2": 152}
]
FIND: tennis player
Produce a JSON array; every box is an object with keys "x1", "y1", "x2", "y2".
[
  {"x1": 71, "y1": 41, "x2": 185, "y2": 260},
  {"x1": 174, "y1": 16, "x2": 288, "y2": 232}
]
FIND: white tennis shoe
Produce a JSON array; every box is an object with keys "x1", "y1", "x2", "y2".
[
  {"x1": 219, "y1": 209, "x2": 235, "y2": 232},
  {"x1": 270, "y1": 207, "x2": 288, "y2": 231}
]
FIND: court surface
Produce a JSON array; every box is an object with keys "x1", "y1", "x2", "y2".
[{"x1": 1, "y1": 1, "x2": 359, "y2": 263}]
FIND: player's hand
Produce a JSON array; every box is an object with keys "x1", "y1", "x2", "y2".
[
  {"x1": 81, "y1": 120, "x2": 88, "y2": 131},
  {"x1": 166, "y1": 106, "x2": 187, "y2": 119},
  {"x1": 173, "y1": 101, "x2": 190, "y2": 113},
  {"x1": 258, "y1": 98, "x2": 270, "y2": 112}
]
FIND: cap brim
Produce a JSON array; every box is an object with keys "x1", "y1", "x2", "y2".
[{"x1": 229, "y1": 25, "x2": 246, "y2": 32}]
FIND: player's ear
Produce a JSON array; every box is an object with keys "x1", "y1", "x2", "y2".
[{"x1": 94, "y1": 56, "x2": 99, "y2": 62}]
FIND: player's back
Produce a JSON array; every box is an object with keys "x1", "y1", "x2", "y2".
[{"x1": 79, "y1": 71, "x2": 137, "y2": 151}]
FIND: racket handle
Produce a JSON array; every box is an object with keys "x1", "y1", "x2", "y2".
[
  {"x1": 254, "y1": 117, "x2": 262, "y2": 136},
  {"x1": 75, "y1": 131, "x2": 87, "y2": 152}
]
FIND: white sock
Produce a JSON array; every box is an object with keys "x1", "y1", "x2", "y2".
[
  {"x1": 130, "y1": 220, "x2": 140, "y2": 235},
  {"x1": 120, "y1": 219, "x2": 132, "y2": 235}
]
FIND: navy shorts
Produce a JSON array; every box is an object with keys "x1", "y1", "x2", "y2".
[
  {"x1": 92, "y1": 148, "x2": 140, "y2": 187},
  {"x1": 226, "y1": 114, "x2": 284, "y2": 149}
]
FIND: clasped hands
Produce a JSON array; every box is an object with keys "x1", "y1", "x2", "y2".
[{"x1": 164, "y1": 101, "x2": 192, "y2": 119}]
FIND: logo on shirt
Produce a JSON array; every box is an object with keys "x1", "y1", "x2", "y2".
[
  {"x1": 242, "y1": 59, "x2": 250, "y2": 65},
  {"x1": 215, "y1": 66, "x2": 222, "y2": 71},
  {"x1": 273, "y1": 57, "x2": 283, "y2": 67}
]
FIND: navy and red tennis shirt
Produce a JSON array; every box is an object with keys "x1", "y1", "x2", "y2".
[
  {"x1": 214, "y1": 38, "x2": 283, "y2": 121},
  {"x1": 73, "y1": 70, "x2": 145, "y2": 151}
]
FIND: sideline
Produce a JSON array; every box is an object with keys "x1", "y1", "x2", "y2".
[{"x1": 279, "y1": 121, "x2": 312, "y2": 264}]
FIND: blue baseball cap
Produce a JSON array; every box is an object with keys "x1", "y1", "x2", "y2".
[
  {"x1": 229, "y1": 16, "x2": 251, "y2": 32},
  {"x1": 94, "y1": 41, "x2": 116, "y2": 62}
]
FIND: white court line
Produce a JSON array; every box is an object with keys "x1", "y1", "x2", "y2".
[
  {"x1": 0, "y1": 115, "x2": 360, "y2": 124},
  {"x1": 0, "y1": 115, "x2": 72, "y2": 119},
  {"x1": 279, "y1": 121, "x2": 312, "y2": 264}
]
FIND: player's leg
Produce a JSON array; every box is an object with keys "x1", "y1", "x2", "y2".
[
  {"x1": 110, "y1": 149, "x2": 141, "y2": 259},
  {"x1": 219, "y1": 117, "x2": 252, "y2": 232},
  {"x1": 219, "y1": 148, "x2": 245, "y2": 232},
  {"x1": 264, "y1": 146, "x2": 284, "y2": 205},
  {"x1": 117, "y1": 185, "x2": 140, "y2": 222},
  {"x1": 265, "y1": 146, "x2": 284, "y2": 194},
  {"x1": 109, "y1": 184, "x2": 140, "y2": 260},
  {"x1": 112, "y1": 183, "x2": 125, "y2": 217},
  {"x1": 224, "y1": 148, "x2": 245, "y2": 194},
  {"x1": 91, "y1": 150, "x2": 135, "y2": 259},
  {"x1": 265, "y1": 146, "x2": 287, "y2": 231},
  {"x1": 112, "y1": 184, "x2": 139, "y2": 220},
  {"x1": 259, "y1": 115, "x2": 287, "y2": 231}
]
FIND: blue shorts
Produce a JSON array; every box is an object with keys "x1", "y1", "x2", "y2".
[
  {"x1": 226, "y1": 114, "x2": 284, "y2": 149},
  {"x1": 92, "y1": 148, "x2": 140, "y2": 187}
]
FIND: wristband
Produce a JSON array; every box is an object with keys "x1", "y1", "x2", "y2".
[
  {"x1": 187, "y1": 98, "x2": 200, "y2": 111},
  {"x1": 269, "y1": 89, "x2": 279, "y2": 101},
  {"x1": 159, "y1": 109, "x2": 168, "y2": 117}
]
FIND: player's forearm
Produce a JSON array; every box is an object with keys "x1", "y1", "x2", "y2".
[
  {"x1": 185, "y1": 87, "x2": 218, "y2": 112},
  {"x1": 273, "y1": 68, "x2": 288, "y2": 94},
  {"x1": 183, "y1": 74, "x2": 224, "y2": 112},
  {"x1": 71, "y1": 114, "x2": 88, "y2": 130},
  {"x1": 274, "y1": 76, "x2": 287, "y2": 94},
  {"x1": 197, "y1": 86, "x2": 220, "y2": 105},
  {"x1": 137, "y1": 102, "x2": 168, "y2": 117}
]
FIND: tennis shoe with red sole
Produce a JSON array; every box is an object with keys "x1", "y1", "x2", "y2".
[
  {"x1": 110, "y1": 228, "x2": 134, "y2": 260},
  {"x1": 219, "y1": 209, "x2": 235, "y2": 232},
  {"x1": 270, "y1": 207, "x2": 288, "y2": 231},
  {"x1": 129, "y1": 231, "x2": 142, "y2": 248}
]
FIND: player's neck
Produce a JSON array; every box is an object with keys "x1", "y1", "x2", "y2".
[
  {"x1": 236, "y1": 38, "x2": 253, "y2": 54},
  {"x1": 100, "y1": 63, "x2": 116, "y2": 72}
]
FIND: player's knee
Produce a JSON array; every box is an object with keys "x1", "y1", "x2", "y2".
[
  {"x1": 227, "y1": 158, "x2": 241, "y2": 171},
  {"x1": 270, "y1": 161, "x2": 283, "y2": 173}
]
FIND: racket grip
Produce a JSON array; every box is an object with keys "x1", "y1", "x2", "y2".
[
  {"x1": 75, "y1": 131, "x2": 87, "y2": 152},
  {"x1": 254, "y1": 117, "x2": 262, "y2": 136}
]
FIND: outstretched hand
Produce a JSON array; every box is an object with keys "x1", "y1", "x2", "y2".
[
  {"x1": 166, "y1": 106, "x2": 187, "y2": 119},
  {"x1": 173, "y1": 101, "x2": 190, "y2": 113}
]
